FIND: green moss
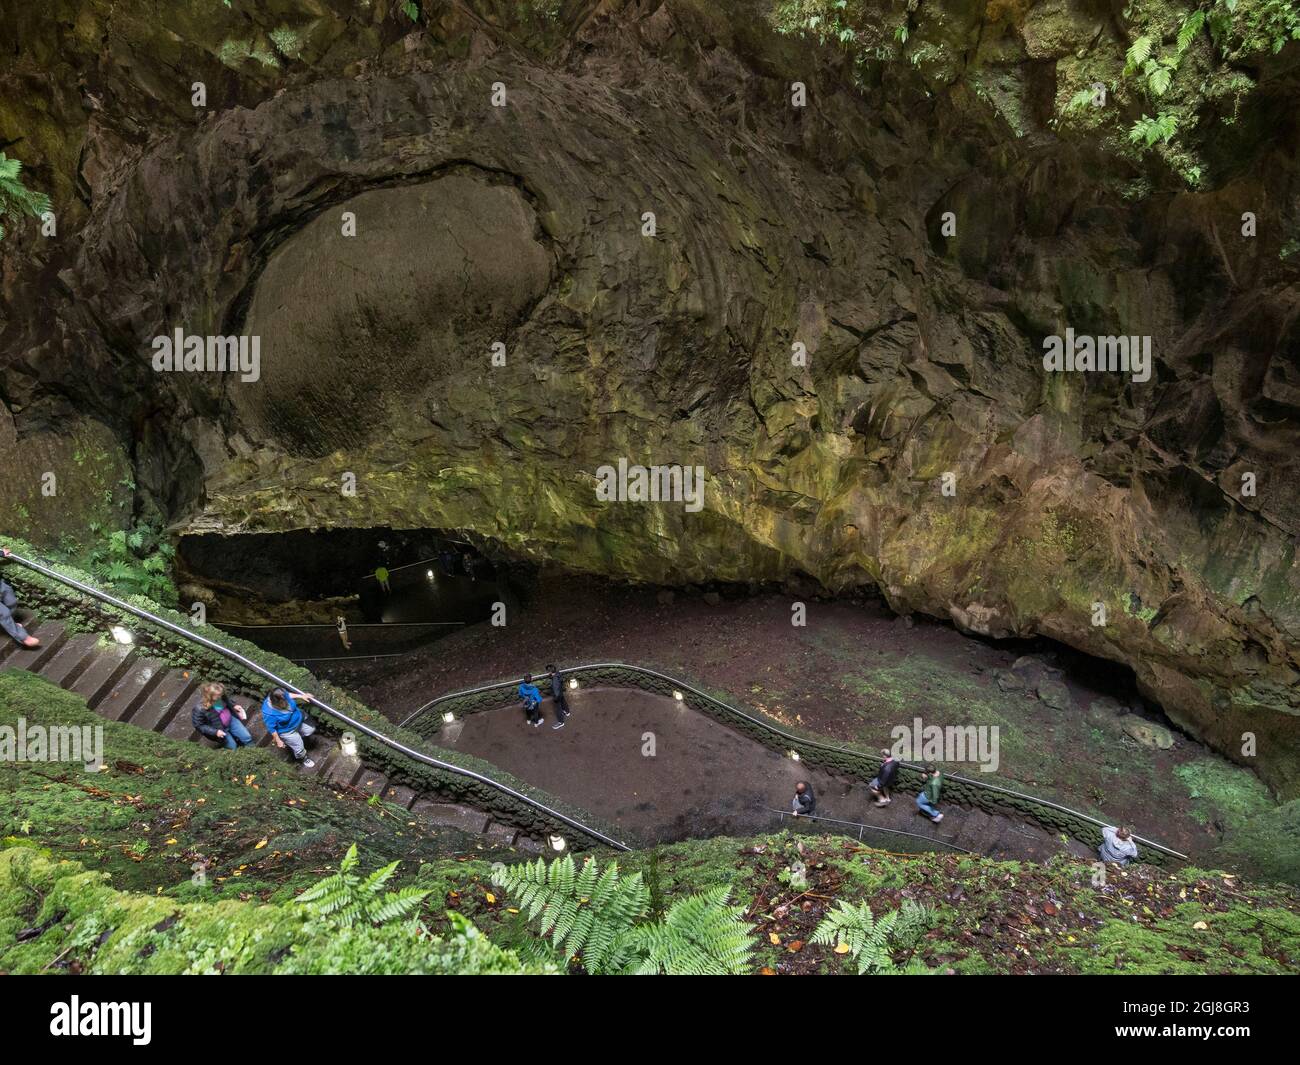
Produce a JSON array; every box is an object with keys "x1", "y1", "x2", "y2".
[{"x1": 0, "y1": 670, "x2": 516, "y2": 900}]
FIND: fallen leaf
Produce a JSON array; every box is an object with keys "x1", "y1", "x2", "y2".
[
  {"x1": 254, "y1": 839, "x2": 268, "y2": 850},
  {"x1": 769, "y1": 932, "x2": 781, "y2": 945},
  {"x1": 485, "y1": 892, "x2": 496, "y2": 904},
  {"x1": 834, "y1": 942, "x2": 851, "y2": 955}
]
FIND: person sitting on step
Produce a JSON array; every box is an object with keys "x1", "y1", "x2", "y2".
[
  {"x1": 792, "y1": 780, "x2": 816, "y2": 817},
  {"x1": 191, "y1": 682, "x2": 254, "y2": 750},
  {"x1": 261, "y1": 687, "x2": 319, "y2": 768},
  {"x1": 916, "y1": 765, "x2": 944, "y2": 823},
  {"x1": 1098, "y1": 824, "x2": 1139, "y2": 867},
  {"x1": 519, "y1": 673, "x2": 544, "y2": 728},
  {"x1": 0, "y1": 547, "x2": 40, "y2": 648}
]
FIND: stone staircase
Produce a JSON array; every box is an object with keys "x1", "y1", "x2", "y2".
[{"x1": 0, "y1": 617, "x2": 542, "y2": 853}]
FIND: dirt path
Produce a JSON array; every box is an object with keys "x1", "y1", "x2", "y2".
[
  {"x1": 435, "y1": 685, "x2": 1079, "y2": 861},
  {"x1": 326, "y1": 579, "x2": 1266, "y2": 863}
]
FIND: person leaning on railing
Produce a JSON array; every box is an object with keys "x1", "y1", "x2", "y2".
[
  {"x1": 0, "y1": 547, "x2": 40, "y2": 648},
  {"x1": 261, "y1": 687, "x2": 319, "y2": 768}
]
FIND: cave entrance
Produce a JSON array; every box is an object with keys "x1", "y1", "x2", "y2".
[{"x1": 175, "y1": 527, "x2": 510, "y2": 664}]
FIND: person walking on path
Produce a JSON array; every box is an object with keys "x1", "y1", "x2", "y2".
[
  {"x1": 374, "y1": 566, "x2": 390, "y2": 594},
  {"x1": 519, "y1": 673, "x2": 544, "y2": 728},
  {"x1": 792, "y1": 780, "x2": 816, "y2": 817},
  {"x1": 261, "y1": 687, "x2": 319, "y2": 768},
  {"x1": 547, "y1": 663, "x2": 570, "y2": 729},
  {"x1": 336, "y1": 615, "x2": 352, "y2": 651},
  {"x1": 916, "y1": 765, "x2": 944, "y2": 823},
  {"x1": 0, "y1": 547, "x2": 39, "y2": 648},
  {"x1": 869, "y1": 747, "x2": 898, "y2": 806},
  {"x1": 192, "y1": 682, "x2": 254, "y2": 750}
]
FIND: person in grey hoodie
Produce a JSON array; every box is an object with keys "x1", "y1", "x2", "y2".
[
  {"x1": 0, "y1": 547, "x2": 39, "y2": 648},
  {"x1": 1098, "y1": 825, "x2": 1139, "y2": 866}
]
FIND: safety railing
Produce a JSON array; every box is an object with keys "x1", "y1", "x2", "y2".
[
  {"x1": 404, "y1": 662, "x2": 1188, "y2": 864},
  {"x1": 4, "y1": 552, "x2": 629, "y2": 852}
]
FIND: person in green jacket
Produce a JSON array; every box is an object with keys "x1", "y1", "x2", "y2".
[{"x1": 916, "y1": 765, "x2": 944, "y2": 823}]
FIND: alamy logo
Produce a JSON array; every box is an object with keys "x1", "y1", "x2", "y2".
[
  {"x1": 0, "y1": 717, "x2": 102, "y2": 768},
  {"x1": 151, "y1": 328, "x2": 261, "y2": 382},
  {"x1": 595, "y1": 458, "x2": 705, "y2": 513},
  {"x1": 1042, "y1": 328, "x2": 1151, "y2": 383},
  {"x1": 50, "y1": 997, "x2": 151, "y2": 1045},
  {"x1": 890, "y1": 717, "x2": 1000, "y2": 773}
]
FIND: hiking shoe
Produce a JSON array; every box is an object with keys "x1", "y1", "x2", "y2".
[
  {"x1": 931, "y1": 813, "x2": 943, "y2": 823},
  {"x1": 874, "y1": 798, "x2": 889, "y2": 807},
  {"x1": 552, "y1": 720, "x2": 565, "y2": 730},
  {"x1": 301, "y1": 758, "x2": 316, "y2": 769}
]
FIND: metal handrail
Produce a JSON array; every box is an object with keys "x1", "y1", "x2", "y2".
[
  {"x1": 761, "y1": 808, "x2": 973, "y2": 853},
  {"x1": 5, "y1": 552, "x2": 629, "y2": 852},
  {"x1": 406, "y1": 662, "x2": 1188, "y2": 861}
]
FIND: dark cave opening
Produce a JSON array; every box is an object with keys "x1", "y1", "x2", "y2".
[{"x1": 175, "y1": 526, "x2": 514, "y2": 662}]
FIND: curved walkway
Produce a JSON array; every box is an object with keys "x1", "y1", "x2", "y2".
[{"x1": 439, "y1": 686, "x2": 1090, "y2": 861}]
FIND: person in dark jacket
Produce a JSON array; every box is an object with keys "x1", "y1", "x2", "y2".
[
  {"x1": 0, "y1": 547, "x2": 39, "y2": 648},
  {"x1": 869, "y1": 747, "x2": 899, "y2": 806},
  {"x1": 792, "y1": 780, "x2": 816, "y2": 817},
  {"x1": 547, "y1": 663, "x2": 570, "y2": 729},
  {"x1": 519, "y1": 674, "x2": 544, "y2": 727},
  {"x1": 191, "y1": 682, "x2": 254, "y2": 749}
]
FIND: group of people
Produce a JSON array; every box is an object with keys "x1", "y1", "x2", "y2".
[
  {"x1": 788, "y1": 749, "x2": 943, "y2": 823},
  {"x1": 518, "y1": 665, "x2": 571, "y2": 729},
  {"x1": 790, "y1": 748, "x2": 1141, "y2": 866},
  {"x1": 3, "y1": 545, "x2": 1147, "y2": 866},
  {"x1": 190, "y1": 683, "x2": 321, "y2": 768}
]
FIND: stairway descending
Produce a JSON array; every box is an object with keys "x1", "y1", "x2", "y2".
[{"x1": 1, "y1": 617, "x2": 541, "y2": 853}]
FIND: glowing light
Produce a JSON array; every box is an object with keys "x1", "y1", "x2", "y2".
[
  {"x1": 110, "y1": 626, "x2": 134, "y2": 645},
  {"x1": 426, "y1": 569, "x2": 434, "y2": 579},
  {"x1": 548, "y1": 834, "x2": 567, "y2": 852},
  {"x1": 442, "y1": 711, "x2": 455, "y2": 724},
  {"x1": 673, "y1": 690, "x2": 684, "y2": 702},
  {"x1": 568, "y1": 678, "x2": 578, "y2": 690},
  {"x1": 789, "y1": 751, "x2": 801, "y2": 762},
  {"x1": 340, "y1": 734, "x2": 358, "y2": 758}
]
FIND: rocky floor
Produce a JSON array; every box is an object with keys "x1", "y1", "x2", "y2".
[{"x1": 328, "y1": 576, "x2": 1276, "y2": 862}]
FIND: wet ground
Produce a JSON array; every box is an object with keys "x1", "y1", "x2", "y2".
[
  {"x1": 329, "y1": 576, "x2": 1273, "y2": 862},
  {"x1": 438, "y1": 685, "x2": 1076, "y2": 860}
]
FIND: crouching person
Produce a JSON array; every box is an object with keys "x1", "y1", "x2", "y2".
[
  {"x1": 1098, "y1": 825, "x2": 1139, "y2": 867},
  {"x1": 261, "y1": 687, "x2": 318, "y2": 768},
  {"x1": 192, "y1": 682, "x2": 254, "y2": 749}
]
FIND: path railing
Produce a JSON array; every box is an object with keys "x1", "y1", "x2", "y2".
[
  {"x1": 4, "y1": 552, "x2": 629, "y2": 852},
  {"x1": 403, "y1": 663, "x2": 1188, "y2": 865}
]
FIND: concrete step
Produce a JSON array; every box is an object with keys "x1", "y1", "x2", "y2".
[
  {"x1": 354, "y1": 770, "x2": 389, "y2": 798},
  {"x1": 4, "y1": 620, "x2": 68, "y2": 673},
  {"x1": 130, "y1": 669, "x2": 199, "y2": 732},
  {"x1": 484, "y1": 821, "x2": 518, "y2": 847},
  {"x1": 69, "y1": 644, "x2": 136, "y2": 708},
  {"x1": 96, "y1": 657, "x2": 168, "y2": 723},
  {"x1": 409, "y1": 800, "x2": 491, "y2": 834},
  {"x1": 323, "y1": 752, "x2": 364, "y2": 786},
  {"x1": 382, "y1": 783, "x2": 418, "y2": 809},
  {"x1": 37, "y1": 632, "x2": 103, "y2": 689}
]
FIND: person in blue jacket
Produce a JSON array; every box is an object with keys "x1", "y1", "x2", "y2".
[
  {"x1": 261, "y1": 687, "x2": 318, "y2": 767},
  {"x1": 519, "y1": 674, "x2": 544, "y2": 728}
]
